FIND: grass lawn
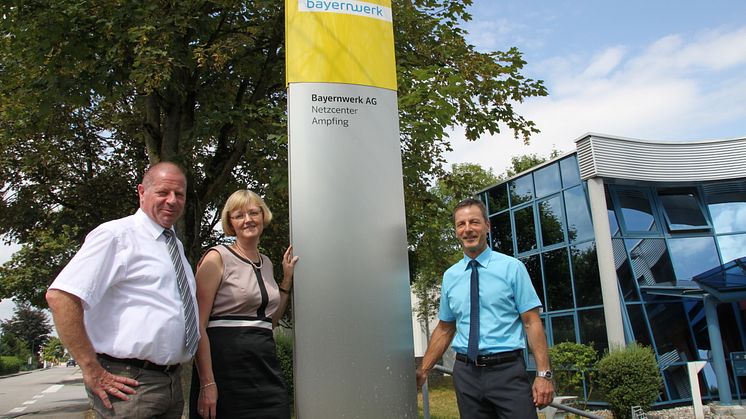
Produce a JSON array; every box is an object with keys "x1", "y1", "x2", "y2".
[{"x1": 418, "y1": 376, "x2": 460, "y2": 419}]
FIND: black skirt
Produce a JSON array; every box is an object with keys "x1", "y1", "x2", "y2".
[{"x1": 189, "y1": 327, "x2": 290, "y2": 418}]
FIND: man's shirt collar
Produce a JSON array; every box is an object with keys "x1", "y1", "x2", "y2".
[
  {"x1": 462, "y1": 246, "x2": 491, "y2": 269},
  {"x1": 134, "y1": 209, "x2": 171, "y2": 240}
]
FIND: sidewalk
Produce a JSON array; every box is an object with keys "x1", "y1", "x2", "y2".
[{"x1": 37, "y1": 367, "x2": 90, "y2": 419}]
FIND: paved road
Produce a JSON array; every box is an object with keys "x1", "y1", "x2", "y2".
[{"x1": 0, "y1": 366, "x2": 88, "y2": 418}]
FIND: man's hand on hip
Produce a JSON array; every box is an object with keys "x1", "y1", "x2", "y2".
[{"x1": 83, "y1": 362, "x2": 140, "y2": 409}]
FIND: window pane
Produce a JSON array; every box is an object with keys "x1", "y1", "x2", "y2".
[
  {"x1": 614, "y1": 239, "x2": 639, "y2": 301},
  {"x1": 509, "y1": 174, "x2": 534, "y2": 206},
  {"x1": 617, "y1": 189, "x2": 658, "y2": 232},
  {"x1": 564, "y1": 186, "x2": 594, "y2": 243},
  {"x1": 626, "y1": 304, "x2": 652, "y2": 347},
  {"x1": 606, "y1": 189, "x2": 621, "y2": 237},
  {"x1": 668, "y1": 236, "x2": 721, "y2": 281},
  {"x1": 488, "y1": 184, "x2": 509, "y2": 214},
  {"x1": 543, "y1": 248, "x2": 573, "y2": 311},
  {"x1": 684, "y1": 300, "x2": 710, "y2": 354},
  {"x1": 490, "y1": 212, "x2": 514, "y2": 256},
  {"x1": 539, "y1": 196, "x2": 565, "y2": 247},
  {"x1": 571, "y1": 242, "x2": 603, "y2": 307},
  {"x1": 534, "y1": 163, "x2": 561, "y2": 198},
  {"x1": 646, "y1": 302, "x2": 697, "y2": 365},
  {"x1": 718, "y1": 233, "x2": 746, "y2": 263},
  {"x1": 658, "y1": 191, "x2": 708, "y2": 230},
  {"x1": 626, "y1": 238, "x2": 676, "y2": 286},
  {"x1": 662, "y1": 365, "x2": 690, "y2": 401},
  {"x1": 578, "y1": 308, "x2": 608, "y2": 355},
  {"x1": 706, "y1": 190, "x2": 746, "y2": 234},
  {"x1": 520, "y1": 254, "x2": 544, "y2": 308},
  {"x1": 514, "y1": 206, "x2": 537, "y2": 253},
  {"x1": 560, "y1": 155, "x2": 581, "y2": 188},
  {"x1": 550, "y1": 315, "x2": 576, "y2": 344}
]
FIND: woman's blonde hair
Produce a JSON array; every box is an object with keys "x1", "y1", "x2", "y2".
[{"x1": 220, "y1": 190, "x2": 273, "y2": 236}]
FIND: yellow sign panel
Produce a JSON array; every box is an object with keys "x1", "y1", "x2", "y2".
[{"x1": 286, "y1": 0, "x2": 397, "y2": 90}]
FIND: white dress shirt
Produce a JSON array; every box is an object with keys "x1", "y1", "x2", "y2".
[{"x1": 49, "y1": 209, "x2": 198, "y2": 365}]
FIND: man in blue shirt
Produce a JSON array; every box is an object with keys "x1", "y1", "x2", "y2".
[{"x1": 416, "y1": 198, "x2": 554, "y2": 418}]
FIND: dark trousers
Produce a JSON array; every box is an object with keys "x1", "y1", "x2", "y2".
[
  {"x1": 452, "y1": 355, "x2": 537, "y2": 419},
  {"x1": 87, "y1": 357, "x2": 184, "y2": 419}
]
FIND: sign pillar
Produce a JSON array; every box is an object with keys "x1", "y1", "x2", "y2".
[
  {"x1": 286, "y1": 1, "x2": 417, "y2": 417},
  {"x1": 687, "y1": 361, "x2": 707, "y2": 419}
]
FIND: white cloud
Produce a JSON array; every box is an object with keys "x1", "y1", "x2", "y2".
[
  {"x1": 465, "y1": 16, "x2": 549, "y2": 52},
  {"x1": 632, "y1": 28, "x2": 746, "y2": 75},
  {"x1": 580, "y1": 46, "x2": 626, "y2": 79},
  {"x1": 446, "y1": 26, "x2": 746, "y2": 175}
]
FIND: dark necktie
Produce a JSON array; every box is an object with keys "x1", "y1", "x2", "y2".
[
  {"x1": 163, "y1": 229, "x2": 199, "y2": 357},
  {"x1": 467, "y1": 259, "x2": 480, "y2": 362}
]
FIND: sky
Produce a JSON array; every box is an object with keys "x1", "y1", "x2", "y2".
[
  {"x1": 0, "y1": 242, "x2": 21, "y2": 322},
  {"x1": 2, "y1": 1, "x2": 746, "y2": 321},
  {"x1": 446, "y1": 0, "x2": 746, "y2": 175}
]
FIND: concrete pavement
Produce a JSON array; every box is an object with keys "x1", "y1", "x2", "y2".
[{"x1": 1, "y1": 367, "x2": 89, "y2": 418}]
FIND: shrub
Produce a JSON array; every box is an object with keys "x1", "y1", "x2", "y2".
[
  {"x1": 549, "y1": 342, "x2": 598, "y2": 401},
  {"x1": 0, "y1": 356, "x2": 22, "y2": 375},
  {"x1": 596, "y1": 344, "x2": 662, "y2": 419},
  {"x1": 275, "y1": 334, "x2": 294, "y2": 399}
]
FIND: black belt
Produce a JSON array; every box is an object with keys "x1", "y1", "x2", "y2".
[
  {"x1": 97, "y1": 353, "x2": 180, "y2": 373},
  {"x1": 456, "y1": 349, "x2": 523, "y2": 367}
]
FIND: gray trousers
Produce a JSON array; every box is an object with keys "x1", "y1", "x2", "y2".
[
  {"x1": 452, "y1": 355, "x2": 538, "y2": 419},
  {"x1": 87, "y1": 357, "x2": 184, "y2": 419}
]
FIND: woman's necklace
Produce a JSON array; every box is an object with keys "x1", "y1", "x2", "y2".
[{"x1": 233, "y1": 242, "x2": 262, "y2": 269}]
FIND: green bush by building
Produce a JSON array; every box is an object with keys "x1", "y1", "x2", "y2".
[{"x1": 596, "y1": 344, "x2": 663, "y2": 419}]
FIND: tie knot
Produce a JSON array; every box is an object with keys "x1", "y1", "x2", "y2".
[
  {"x1": 469, "y1": 259, "x2": 479, "y2": 269},
  {"x1": 163, "y1": 229, "x2": 174, "y2": 239}
]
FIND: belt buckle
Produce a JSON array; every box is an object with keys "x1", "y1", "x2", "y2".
[{"x1": 474, "y1": 357, "x2": 487, "y2": 367}]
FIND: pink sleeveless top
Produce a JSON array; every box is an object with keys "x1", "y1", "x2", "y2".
[{"x1": 205, "y1": 245, "x2": 281, "y2": 329}]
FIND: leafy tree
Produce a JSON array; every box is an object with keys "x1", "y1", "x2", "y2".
[
  {"x1": 0, "y1": 302, "x2": 51, "y2": 356},
  {"x1": 1, "y1": 0, "x2": 546, "y2": 308},
  {"x1": 0, "y1": 331, "x2": 26, "y2": 357},
  {"x1": 410, "y1": 163, "x2": 497, "y2": 322},
  {"x1": 41, "y1": 336, "x2": 66, "y2": 363},
  {"x1": 499, "y1": 148, "x2": 562, "y2": 180}
]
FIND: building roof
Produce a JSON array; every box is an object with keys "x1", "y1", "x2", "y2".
[
  {"x1": 575, "y1": 133, "x2": 746, "y2": 182},
  {"x1": 693, "y1": 256, "x2": 746, "y2": 303}
]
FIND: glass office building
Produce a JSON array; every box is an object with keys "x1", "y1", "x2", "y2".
[{"x1": 476, "y1": 134, "x2": 746, "y2": 406}]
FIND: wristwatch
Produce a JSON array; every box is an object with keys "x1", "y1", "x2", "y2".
[{"x1": 537, "y1": 370, "x2": 553, "y2": 380}]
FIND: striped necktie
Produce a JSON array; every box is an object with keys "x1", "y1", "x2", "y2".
[
  {"x1": 467, "y1": 259, "x2": 480, "y2": 362},
  {"x1": 163, "y1": 229, "x2": 199, "y2": 357}
]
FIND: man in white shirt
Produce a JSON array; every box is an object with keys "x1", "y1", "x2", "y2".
[{"x1": 47, "y1": 162, "x2": 199, "y2": 418}]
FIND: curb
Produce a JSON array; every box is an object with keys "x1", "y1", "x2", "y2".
[{"x1": 0, "y1": 370, "x2": 34, "y2": 379}]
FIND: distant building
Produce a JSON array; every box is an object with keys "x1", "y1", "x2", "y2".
[{"x1": 442, "y1": 133, "x2": 746, "y2": 406}]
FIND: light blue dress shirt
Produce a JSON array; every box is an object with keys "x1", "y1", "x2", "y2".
[{"x1": 439, "y1": 247, "x2": 542, "y2": 354}]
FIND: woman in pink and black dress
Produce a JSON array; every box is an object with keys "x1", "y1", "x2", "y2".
[{"x1": 189, "y1": 189, "x2": 298, "y2": 418}]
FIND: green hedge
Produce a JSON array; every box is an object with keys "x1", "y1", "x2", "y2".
[
  {"x1": 275, "y1": 334, "x2": 294, "y2": 399},
  {"x1": 0, "y1": 356, "x2": 23, "y2": 375},
  {"x1": 596, "y1": 344, "x2": 662, "y2": 419}
]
